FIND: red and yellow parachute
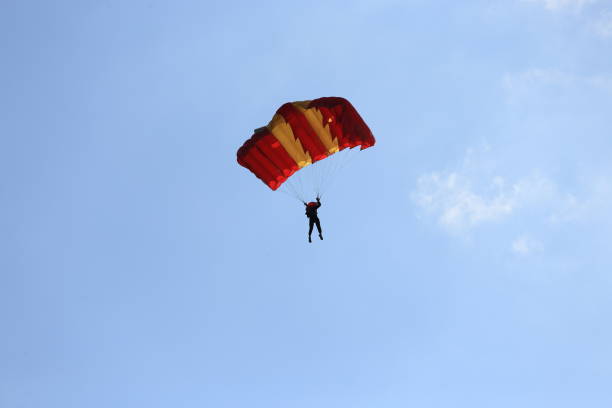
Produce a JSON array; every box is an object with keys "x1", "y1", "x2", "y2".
[{"x1": 237, "y1": 97, "x2": 375, "y2": 190}]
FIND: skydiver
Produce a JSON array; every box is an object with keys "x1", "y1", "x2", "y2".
[{"x1": 304, "y1": 197, "x2": 323, "y2": 243}]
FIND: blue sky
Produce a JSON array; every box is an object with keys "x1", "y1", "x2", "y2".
[{"x1": 2, "y1": 0, "x2": 612, "y2": 407}]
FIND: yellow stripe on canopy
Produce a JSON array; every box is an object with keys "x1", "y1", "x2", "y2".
[
  {"x1": 292, "y1": 101, "x2": 339, "y2": 155},
  {"x1": 267, "y1": 114, "x2": 312, "y2": 168}
]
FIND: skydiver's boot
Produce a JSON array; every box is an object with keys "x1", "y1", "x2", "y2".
[
  {"x1": 319, "y1": 233, "x2": 323, "y2": 240},
  {"x1": 308, "y1": 235, "x2": 312, "y2": 243}
]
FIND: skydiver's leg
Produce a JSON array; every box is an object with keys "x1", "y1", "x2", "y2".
[
  {"x1": 315, "y1": 218, "x2": 323, "y2": 239},
  {"x1": 308, "y1": 218, "x2": 315, "y2": 242}
]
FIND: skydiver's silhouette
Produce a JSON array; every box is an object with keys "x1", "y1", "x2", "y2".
[{"x1": 304, "y1": 197, "x2": 323, "y2": 243}]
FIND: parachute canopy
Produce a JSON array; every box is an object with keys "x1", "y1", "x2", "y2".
[{"x1": 237, "y1": 97, "x2": 375, "y2": 190}]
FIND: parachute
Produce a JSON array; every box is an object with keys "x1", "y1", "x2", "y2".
[{"x1": 237, "y1": 97, "x2": 375, "y2": 199}]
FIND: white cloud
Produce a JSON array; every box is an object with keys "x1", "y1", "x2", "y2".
[
  {"x1": 413, "y1": 172, "x2": 512, "y2": 230},
  {"x1": 502, "y1": 68, "x2": 572, "y2": 91},
  {"x1": 502, "y1": 68, "x2": 612, "y2": 103},
  {"x1": 512, "y1": 235, "x2": 543, "y2": 255},
  {"x1": 591, "y1": 10, "x2": 612, "y2": 37},
  {"x1": 503, "y1": 68, "x2": 612, "y2": 91},
  {"x1": 412, "y1": 165, "x2": 556, "y2": 233},
  {"x1": 411, "y1": 147, "x2": 612, "y2": 237},
  {"x1": 524, "y1": 0, "x2": 597, "y2": 11},
  {"x1": 523, "y1": 0, "x2": 612, "y2": 39},
  {"x1": 548, "y1": 176, "x2": 612, "y2": 223}
]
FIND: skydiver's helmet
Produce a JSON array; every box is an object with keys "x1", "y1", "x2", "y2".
[{"x1": 307, "y1": 202, "x2": 317, "y2": 207}]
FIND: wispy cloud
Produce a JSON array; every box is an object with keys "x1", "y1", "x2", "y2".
[
  {"x1": 524, "y1": 0, "x2": 597, "y2": 12},
  {"x1": 522, "y1": 0, "x2": 612, "y2": 38},
  {"x1": 411, "y1": 146, "x2": 612, "y2": 240},
  {"x1": 503, "y1": 68, "x2": 612, "y2": 94},
  {"x1": 512, "y1": 235, "x2": 543, "y2": 256},
  {"x1": 591, "y1": 10, "x2": 612, "y2": 37},
  {"x1": 411, "y1": 146, "x2": 558, "y2": 234},
  {"x1": 501, "y1": 68, "x2": 612, "y2": 106},
  {"x1": 502, "y1": 68, "x2": 572, "y2": 91},
  {"x1": 412, "y1": 171, "x2": 554, "y2": 233},
  {"x1": 548, "y1": 176, "x2": 612, "y2": 223}
]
